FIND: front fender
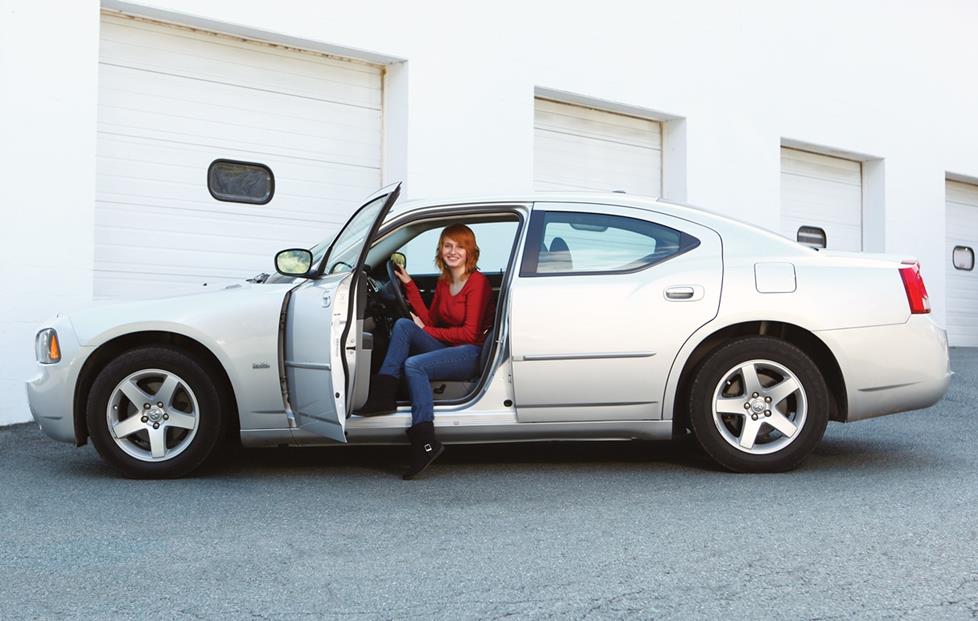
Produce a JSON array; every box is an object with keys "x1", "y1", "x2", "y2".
[{"x1": 69, "y1": 284, "x2": 294, "y2": 431}]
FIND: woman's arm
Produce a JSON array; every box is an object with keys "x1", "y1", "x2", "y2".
[
  {"x1": 404, "y1": 279, "x2": 433, "y2": 325},
  {"x1": 423, "y1": 274, "x2": 490, "y2": 345}
]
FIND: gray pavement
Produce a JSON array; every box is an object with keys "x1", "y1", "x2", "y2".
[{"x1": 2, "y1": 350, "x2": 978, "y2": 620}]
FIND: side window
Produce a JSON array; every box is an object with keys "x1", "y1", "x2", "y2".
[
  {"x1": 398, "y1": 221, "x2": 520, "y2": 274},
  {"x1": 520, "y1": 210, "x2": 698, "y2": 276}
]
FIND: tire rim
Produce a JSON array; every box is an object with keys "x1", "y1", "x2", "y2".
[
  {"x1": 711, "y1": 359, "x2": 808, "y2": 455},
  {"x1": 106, "y1": 368, "x2": 200, "y2": 462}
]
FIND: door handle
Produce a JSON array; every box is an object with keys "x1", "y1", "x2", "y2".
[
  {"x1": 665, "y1": 286, "x2": 701, "y2": 301},
  {"x1": 321, "y1": 293, "x2": 331, "y2": 308}
]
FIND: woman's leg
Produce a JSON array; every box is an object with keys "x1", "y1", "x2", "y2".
[
  {"x1": 379, "y1": 318, "x2": 445, "y2": 378},
  {"x1": 401, "y1": 344, "x2": 481, "y2": 479},
  {"x1": 357, "y1": 318, "x2": 444, "y2": 416},
  {"x1": 403, "y1": 344, "x2": 482, "y2": 425}
]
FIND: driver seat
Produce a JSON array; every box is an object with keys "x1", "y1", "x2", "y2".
[{"x1": 429, "y1": 322, "x2": 498, "y2": 400}]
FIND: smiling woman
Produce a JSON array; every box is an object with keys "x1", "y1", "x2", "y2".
[{"x1": 356, "y1": 223, "x2": 493, "y2": 479}]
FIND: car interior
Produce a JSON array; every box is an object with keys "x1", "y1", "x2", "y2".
[{"x1": 356, "y1": 211, "x2": 523, "y2": 409}]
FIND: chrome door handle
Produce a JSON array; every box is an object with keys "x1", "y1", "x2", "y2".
[{"x1": 665, "y1": 286, "x2": 696, "y2": 300}]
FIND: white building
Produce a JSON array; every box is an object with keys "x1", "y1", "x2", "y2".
[{"x1": 2, "y1": 0, "x2": 977, "y2": 426}]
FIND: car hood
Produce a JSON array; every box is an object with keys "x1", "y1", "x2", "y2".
[{"x1": 65, "y1": 281, "x2": 295, "y2": 347}]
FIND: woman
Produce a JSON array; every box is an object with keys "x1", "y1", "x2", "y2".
[{"x1": 356, "y1": 224, "x2": 492, "y2": 479}]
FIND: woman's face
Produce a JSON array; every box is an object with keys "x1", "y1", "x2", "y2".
[{"x1": 440, "y1": 236, "x2": 467, "y2": 271}]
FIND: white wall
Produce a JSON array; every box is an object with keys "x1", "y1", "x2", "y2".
[
  {"x1": 2, "y1": 0, "x2": 977, "y2": 425},
  {"x1": 0, "y1": 0, "x2": 100, "y2": 425}
]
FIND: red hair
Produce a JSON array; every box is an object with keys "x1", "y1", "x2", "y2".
[{"x1": 434, "y1": 224, "x2": 480, "y2": 279}]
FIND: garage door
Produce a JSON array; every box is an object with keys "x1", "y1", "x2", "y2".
[
  {"x1": 946, "y1": 180, "x2": 978, "y2": 347},
  {"x1": 780, "y1": 147, "x2": 862, "y2": 251},
  {"x1": 533, "y1": 98, "x2": 661, "y2": 196},
  {"x1": 96, "y1": 14, "x2": 383, "y2": 299}
]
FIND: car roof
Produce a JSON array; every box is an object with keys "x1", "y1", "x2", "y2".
[{"x1": 389, "y1": 192, "x2": 806, "y2": 252}]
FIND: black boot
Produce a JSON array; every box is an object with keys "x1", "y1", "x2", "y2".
[
  {"x1": 403, "y1": 421, "x2": 444, "y2": 480},
  {"x1": 354, "y1": 375, "x2": 399, "y2": 417}
]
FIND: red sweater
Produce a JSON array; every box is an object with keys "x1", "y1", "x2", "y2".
[{"x1": 405, "y1": 271, "x2": 492, "y2": 345}]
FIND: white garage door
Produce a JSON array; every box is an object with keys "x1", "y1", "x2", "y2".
[
  {"x1": 533, "y1": 98, "x2": 661, "y2": 196},
  {"x1": 780, "y1": 148, "x2": 863, "y2": 251},
  {"x1": 946, "y1": 180, "x2": 978, "y2": 347},
  {"x1": 96, "y1": 14, "x2": 383, "y2": 299}
]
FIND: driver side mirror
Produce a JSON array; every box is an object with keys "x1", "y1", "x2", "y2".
[{"x1": 275, "y1": 248, "x2": 314, "y2": 277}]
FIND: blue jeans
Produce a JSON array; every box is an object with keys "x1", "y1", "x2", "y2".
[{"x1": 379, "y1": 318, "x2": 481, "y2": 425}]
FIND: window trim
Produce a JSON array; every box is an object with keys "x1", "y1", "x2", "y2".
[
  {"x1": 519, "y1": 209, "x2": 701, "y2": 278},
  {"x1": 207, "y1": 158, "x2": 275, "y2": 205},
  {"x1": 952, "y1": 245, "x2": 975, "y2": 272}
]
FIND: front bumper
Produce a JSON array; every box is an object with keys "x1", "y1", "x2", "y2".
[
  {"x1": 25, "y1": 319, "x2": 88, "y2": 444},
  {"x1": 817, "y1": 314, "x2": 951, "y2": 422}
]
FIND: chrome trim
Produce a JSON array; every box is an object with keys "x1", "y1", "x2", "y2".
[
  {"x1": 285, "y1": 361, "x2": 332, "y2": 370},
  {"x1": 520, "y1": 351, "x2": 656, "y2": 361}
]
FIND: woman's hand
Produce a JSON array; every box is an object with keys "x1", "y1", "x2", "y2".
[
  {"x1": 411, "y1": 312, "x2": 425, "y2": 329},
  {"x1": 394, "y1": 264, "x2": 412, "y2": 284}
]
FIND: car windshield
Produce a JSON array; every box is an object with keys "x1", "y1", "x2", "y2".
[
  {"x1": 321, "y1": 194, "x2": 389, "y2": 275},
  {"x1": 263, "y1": 193, "x2": 391, "y2": 284}
]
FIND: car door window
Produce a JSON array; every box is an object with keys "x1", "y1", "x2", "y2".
[
  {"x1": 520, "y1": 210, "x2": 699, "y2": 276},
  {"x1": 398, "y1": 221, "x2": 519, "y2": 274}
]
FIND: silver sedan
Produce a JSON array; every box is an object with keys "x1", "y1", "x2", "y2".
[{"x1": 26, "y1": 184, "x2": 951, "y2": 477}]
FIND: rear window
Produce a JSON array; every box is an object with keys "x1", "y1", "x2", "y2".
[{"x1": 520, "y1": 210, "x2": 699, "y2": 276}]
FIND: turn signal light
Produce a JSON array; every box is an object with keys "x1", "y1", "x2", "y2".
[
  {"x1": 35, "y1": 329, "x2": 61, "y2": 364},
  {"x1": 899, "y1": 262, "x2": 931, "y2": 314}
]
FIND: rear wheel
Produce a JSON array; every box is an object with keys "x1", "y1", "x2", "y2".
[
  {"x1": 86, "y1": 346, "x2": 225, "y2": 478},
  {"x1": 688, "y1": 336, "x2": 829, "y2": 472}
]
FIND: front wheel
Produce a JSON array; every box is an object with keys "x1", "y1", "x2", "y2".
[
  {"x1": 86, "y1": 346, "x2": 225, "y2": 478},
  {"x1": 688, "y1": 337, "x2": 829, "y2": 473}
]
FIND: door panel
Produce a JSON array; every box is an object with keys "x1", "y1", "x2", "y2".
[
  {"x1": 284, "y1": 273, "x2": 350, "y2": 441},
  {"x1": 284, "y1": 183, "x2": 400, "y2": 441},
  {"x1": 509, "y1": 203, "x2": 722, "y2": 422}
]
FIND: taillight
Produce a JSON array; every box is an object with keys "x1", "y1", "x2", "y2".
[{"x1": 899, "y1": 262, "x2": 931, "y2": 314}]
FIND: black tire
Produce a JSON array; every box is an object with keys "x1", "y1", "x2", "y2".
[
  {"x1": 688, "y1": 336, "x2": 829, "y2": 473},
  {"x1": 86, "y1": 346, "x2": 225, "y2": 479}
]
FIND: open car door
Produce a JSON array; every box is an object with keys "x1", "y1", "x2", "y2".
[{"x1": 283, "y1": 183, "x2": 401, "y2": 442}]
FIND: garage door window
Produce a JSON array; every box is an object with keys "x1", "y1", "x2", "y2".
[
  {"x1": 953, "y1": 246, "x2": 975, "y2": 271},
  {"x1": 207, "y1": 159, "x2": 274, "y2": 205},
  {"x1": 520, "y1": 210, "x2": 699, "y2": 276}
]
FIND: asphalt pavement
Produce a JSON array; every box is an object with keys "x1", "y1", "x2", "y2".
[{"x1": 2, "y1": 349, "x2": 978, "y2": 620}]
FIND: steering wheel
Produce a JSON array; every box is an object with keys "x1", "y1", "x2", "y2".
[{"x1": 385, "y1": 259, "x2": 413, "y2": 318}]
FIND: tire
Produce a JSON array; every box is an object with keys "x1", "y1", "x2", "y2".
[
  {"x1": 86, "y1": 346, "x2": 225, "y2": 479},
  {"x1": 688, "y1": 336, "x2": 829, "y2": 473}
]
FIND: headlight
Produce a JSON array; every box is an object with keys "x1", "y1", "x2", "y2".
[{"x1": 35, "y1": 328, "x2": 61, "y2": 364}]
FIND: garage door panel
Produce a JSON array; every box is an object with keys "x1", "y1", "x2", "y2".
[
  {"x1": 945, "y1": 180, "x2": 978, "y2": 346},
  {"x1": 96, "y1": 14, "x2": 382, "y2": 300},
  {"x1": 780, "y1": 148, "x2": 863, "y2": 251},
  {"x1": 101, "y1": 17, "x2": 382, "y2": 108},
  {"x1": 780, "y1": 176, "x2": 863, "y2": 226},
  {"x1": 533, "y1": 98, "x2": 662, "y2": 196},
  {"x1": 98, "y1": 69, "x2": 382, "y2": 155},
  {"x1": 781, "y1": 148, "x2": 861, "y2": 184}
]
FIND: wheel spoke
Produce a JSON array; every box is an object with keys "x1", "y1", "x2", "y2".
[
  {"x1": 739, "y1": 416, "x2": 763, "y2": 449},
  {"x1": 739, "y1": 363, "x2": 763, "y2": 396},
  {"x1": 716, "y1": 397, "x2": 747, "y2": 416},
  {"x1": 147, "y1": 426, "x2": 167, "y2": 459},
  {"x1": 766, "y1": 412, "x2": 798, "y2": 438},
  {"x1": 166, "y1": 411, "x2": 196, "y2": 430},
  {"x1": 154, "y1": 375, "x2": 181, "y2": 409},
  {"x1": 767, "y1": 377, "x2": 800, "y2": 407},
  {"x1": 112, "y1": 415, "x2": 145, "y2": 439},
  {"x1": 120, "y1": 380, "x2": 153, "y2": 409}
]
